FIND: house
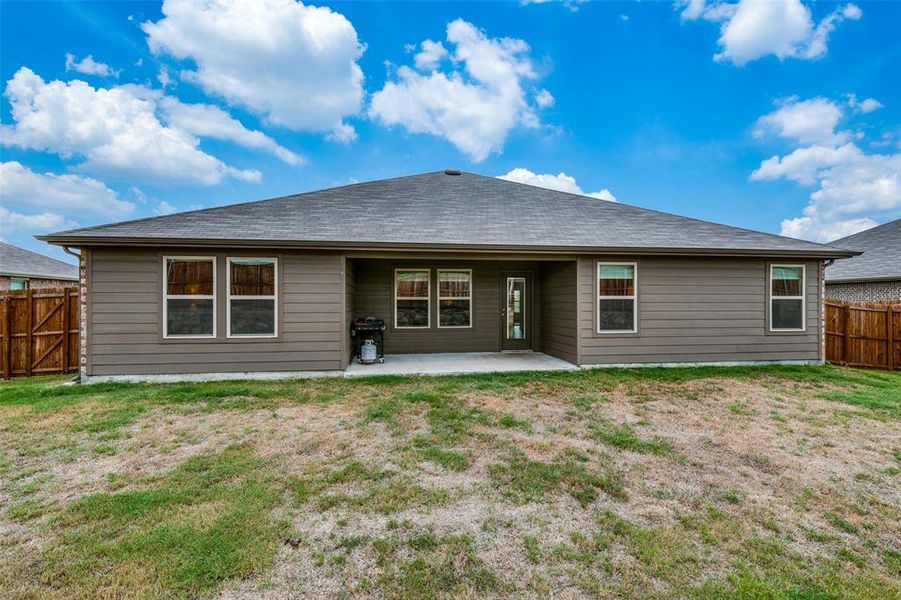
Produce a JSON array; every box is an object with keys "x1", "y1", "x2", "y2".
[
  {"x1": 37, "y1": 170, "x2": 857, "y2": 382},
  {"x1": 0, "y1": 241, "x2": 79, "y2": 290},
  {"x1": 826, "y1": 218, "x2": 901, "y2": 302}
]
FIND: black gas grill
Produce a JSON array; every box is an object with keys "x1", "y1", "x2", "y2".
[{"x1": 350, "y1": 317, "x2": 386, "y2": 364}]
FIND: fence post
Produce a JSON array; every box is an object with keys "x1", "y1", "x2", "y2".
[
  {"x1": 25, "y1": 288, "x2": 34, "y2": 377},
  {"x1": 62, "y1": 289, "x2": 71, "y2": 374},
  {"x1": 841, "y1": 304, "x2": 850, "y2": 365},
  {"x1": 889, "y1": 306, "x2": 895, "y2": 371},
  {"x1": 2, "y1": 296, "x2": 9, "y2": 380}
]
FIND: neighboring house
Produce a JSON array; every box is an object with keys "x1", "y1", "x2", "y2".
[
  {"x1": 825, "y1": 219, "x2": 901, "y2": 302},
  {"x1": 38, "y1": 170, "x2": 857, "y2": 381},
  {"x1": 0, "y1": 241, "x2": 79, "y2": 290}
]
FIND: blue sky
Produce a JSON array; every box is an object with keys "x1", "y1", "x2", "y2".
[{"x1": 1, "y1": 0, "x2": 899, "y2": 263}]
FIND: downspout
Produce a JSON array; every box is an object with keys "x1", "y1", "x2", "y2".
[
  {"x1": 821, "y1": 260, "x2": 836, "y2": 365},
  {"x1": 62, "y1": 246, "x2": 84, "y2": 382}
]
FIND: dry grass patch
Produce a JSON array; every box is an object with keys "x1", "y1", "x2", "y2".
[{"x1": 1, "y1": 366, "x2": 899, "y2": 599}]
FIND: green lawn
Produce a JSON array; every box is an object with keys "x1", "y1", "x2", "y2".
[{"x1": 1, "y1": 365, "x2": 899, "y2": 598}]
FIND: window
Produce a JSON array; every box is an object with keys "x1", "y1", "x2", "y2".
[
  {"x1": 770, "y1": 265, "x2": 805, "y2": 331},
  {"x1": 395, "y1": 269, "x2": 430, "y2": 328},
  {"x1": 438, "y1": 269, "x2": 472, "y2": 328},
  {"x1": 228, "y1": 258, "x2": 277, "y2": 337},
  {"x1": 597, "y1": 262, "x2": 637, "y2": 333},
  {"x1": 164, "y1": 257, "x2": 215, "y2": 338},
  {"x1": 10, "y1": 278, "x2": 27, "y2": 290}
]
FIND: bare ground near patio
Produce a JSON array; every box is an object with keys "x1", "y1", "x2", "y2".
[{"x1": 1, "y1": 365, "x2": 898, "y2": 599}]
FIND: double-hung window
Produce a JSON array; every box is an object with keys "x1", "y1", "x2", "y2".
[
  {"x1": 228, "y1": 258, "x2": 277, "y2": 337},
  {"x1": 597, "y1": 262, "x2": 637, "y2": 333},
  {"x1": 438, "y1": 269, "x2": 472, "y2": 328},
  {"x1": 395, "y1": 269, "x2": 430, "y2": 328},
  {"x1": 164, "y1": 257, "x2": 215, "y2": 338},
  {"x1": 770, "y1": 265, "x2": 805, "y2": 331}
]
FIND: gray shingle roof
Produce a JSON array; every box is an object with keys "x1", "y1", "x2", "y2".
[
  {"x1": 0, "y1": 242, "x2": 79, "y2": 280},
  {"x1": 826, "y1": 218, "x2": 901, "y2": 282},
  {"x1": 39, "y1": 171, "x2": 854, "y2": 257}
]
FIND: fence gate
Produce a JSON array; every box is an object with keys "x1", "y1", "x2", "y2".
[
  {"x1": 1, "y1": 288, "x2": 79, "y2": 379},
  {"x1": 825, "y1": 300, "x2": 900, "y2": 370}
]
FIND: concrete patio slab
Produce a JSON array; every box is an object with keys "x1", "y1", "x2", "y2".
[{"x1": 344, "y1": 351, "x2": 579, "y2": 378}]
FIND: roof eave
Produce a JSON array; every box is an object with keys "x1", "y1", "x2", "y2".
[{"x1": 36, "y1": 235, "x2": 861, "y2": 259}]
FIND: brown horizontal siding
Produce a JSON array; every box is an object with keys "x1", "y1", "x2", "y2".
[
  {"x1": 344, "y1": 258, "x2": 355, "y2": 367},
  {"x1": 87, "y1": 248, "x2": 344, "y2": 376},
  {"x1": 578, "y1": 256, "x2": 822, "y2": 365},
  {"x1": 539, "y1": 261, "x2": 578, "y2": 363}
]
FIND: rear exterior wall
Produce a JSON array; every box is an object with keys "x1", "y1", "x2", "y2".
[
  {"x1": 577, "y1": 256, "x2": 823, "y2": 365},
  {"x1": 86, "y1": 247, "x2": 346, "y2": 376}
]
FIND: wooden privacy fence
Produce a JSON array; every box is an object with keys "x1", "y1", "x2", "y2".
[
  {"x1": 1, "y1": 287, "x2": 79, "y2": 379},
  {"x1": 825, "y1": 300, "x2": 901, "y2": 370}
]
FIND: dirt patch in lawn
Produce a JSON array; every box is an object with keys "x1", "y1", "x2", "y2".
[{"x1": 215, "y1": 376, "x2": 899, "y2": 599}]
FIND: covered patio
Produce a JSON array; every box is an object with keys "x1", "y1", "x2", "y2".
[
  {"x1": 345, "y1": 257, "x2": 579, "y2": 366},
  {"x1": 344, "y1": 351, "x2": 578, "y2": 377}
]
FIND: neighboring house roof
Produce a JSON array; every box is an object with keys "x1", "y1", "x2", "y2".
[
  {"x1": 39, "y1": 171, "x2": 856, "y2": 258},
  {"x1": 0, "y1": 241, "x2": 79, "y2": 280},
  {"x1": 826, "y1": 218, "x2": 901, "y2": 283}
]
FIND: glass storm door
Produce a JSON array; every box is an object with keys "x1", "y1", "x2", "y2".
[{"x1": 502, "y1": 275, "x2": 530, "y2": 351}]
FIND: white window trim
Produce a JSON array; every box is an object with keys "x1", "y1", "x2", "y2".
[
  {"x1": 10, "y1": 277, "x2": 27, "y2": 290},
  {"x1": 596, "y1": 261, "x2": 638, "y2": 334},
  {"x1": 769, "y1": 264, "x2": 806, "y2": 332},
  {"x1": 163, "y1": 256, "x2": 217, "y2": 339},
  {"x1": 394, "y1": 268, "x2": 431, "y2": 329},
  {"x1": 227, "y1": 257, "x2": 278, "y2": 339},
  {"x1": 437, "y1": 268, "x2": 473, "y2": 329}
]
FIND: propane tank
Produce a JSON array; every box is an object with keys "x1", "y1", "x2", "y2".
[{"x1": 360, "y1": 339, "x2": 378, "y2": 364}]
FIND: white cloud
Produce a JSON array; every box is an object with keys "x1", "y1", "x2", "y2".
[
  {"x1": 158, "y1": 96, "x2": 304, "y2": 165},
  {"x1": 780, "y1": 215, "x2": 876, "y2": 242},
  {"x1": 680, "y1": 0, "x2": 861, "y2": 66},
  {"x1": 498, "y1": 168, "x2": 617, "y2": 201},
  {"x1": 0, "y1": 161, "x2": 131, "y2": 236},
  {"x1": 142, "y1": 0, "x2": 364, "y2": 139},
  {"x1": 1, "y1": 67, "x2": 266, "y2": 186},
  {"x1": 535, "y1": 89, "x2": 555, "y2": 109},
  {"x1": 754, "y1": 97, "x2": 848, "y2": 146},
  {"x1": 65, "y1": 52, "x2": 121, "y2": 77},
  {"x1": 370, "y1": 19, "x2": 550, "y2": 162},
  {"x1": 326, "y1": 122, "x2": 358, "y2": 144},
  {"x1": 752, "y1": 143, "x2": 856, "y2": 185},
  {"x1": 0, "y1": 161, "x2": 134, "y2": 217},
  {"x1": 154, "y1": 200, "x2": 177, "y2": 215},
  {"x1": 0, "y1": 207, "x2": 74, "y2": 237},
  {"x1": 750, "y1": 96, "x2": 900, "y2": 242},
  {"x1": 846, "y1": 94, "x2": 883, "y2": 114},
  {"x1": 414, "y1": 40, "x2": 448, "y2": 70},
  {"x1": 157, "y1": 66, "x2": 174, "y2": 88},
  {"x1": 519, "y1": 0, "x2": 587, "y2": 12}
]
